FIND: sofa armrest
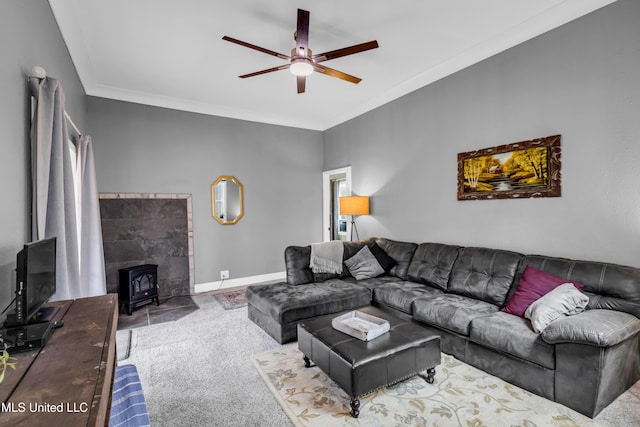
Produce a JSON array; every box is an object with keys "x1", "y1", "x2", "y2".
[{"x1": 541, "y1": 309, "x2": 640, "y2": 347}]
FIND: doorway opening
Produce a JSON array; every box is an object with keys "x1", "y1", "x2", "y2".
[{"x1": 322, "y1": 167, "x2": 352, "y2": 241}]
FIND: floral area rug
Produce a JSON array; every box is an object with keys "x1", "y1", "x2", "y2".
[
  {"x1": 251, "y1": 344, "x2": 606, "y2": 427},
  {"x1": 213, "y1": 288, "x2": 247, "y2": 310}
]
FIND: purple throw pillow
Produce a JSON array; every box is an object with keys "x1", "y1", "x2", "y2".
[{"x1": 502, "y1": 265, "x2": 584, "y2": 318}]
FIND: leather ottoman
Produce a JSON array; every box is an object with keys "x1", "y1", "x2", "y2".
[{"x1": 297, "y1": 306, "x2": 441, "y2": 418}]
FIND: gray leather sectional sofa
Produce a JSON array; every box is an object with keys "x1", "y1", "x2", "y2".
[{"x1": 246, "y1": 238, "x2": 640, "y2": 417}]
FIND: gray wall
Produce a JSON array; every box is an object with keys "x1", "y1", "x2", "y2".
[
  {"x1": 0, "y1": 1, "x2": 86, "y2": 315},
  {"x1": 2, "y1": 0, "x2": 639, "y2": 306},
  {"x1": 87, "y1": 98, "x2": 323, "y2": 285},
  {"x1": 324, "y1": 0, "x2": 640, "y2": 267}
]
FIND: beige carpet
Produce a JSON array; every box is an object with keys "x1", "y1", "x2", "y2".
[{"x1": 251, "y1": 344, "x2": 611, "y2": 427}]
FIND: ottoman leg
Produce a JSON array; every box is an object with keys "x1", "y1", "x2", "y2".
[
  {"x1": 350, "y1": 398, "x2": 360, "y2": 418},
  {"x1": 303, "y1": 355, "x2": 313, "y2": 368},
  {"x1": 425, "y1": 367, "x2": 436, "y2": 384}
]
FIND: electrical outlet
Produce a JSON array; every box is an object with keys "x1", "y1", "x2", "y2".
[{"x1": 220, "y1": 270, "x2": 229, "y2": 280}]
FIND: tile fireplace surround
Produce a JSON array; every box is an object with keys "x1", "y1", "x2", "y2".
[{"x1": 99, "y1": 193, "x2": 194, "y2": 298}]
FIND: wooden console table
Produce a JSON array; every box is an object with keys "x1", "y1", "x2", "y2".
[{"x1": 1, "y1": 294, "x2": 118, "y2": 427}]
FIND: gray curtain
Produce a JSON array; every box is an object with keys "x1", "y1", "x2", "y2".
[
  {"x1": 77, "y1": 135, "x2": 107, "y2": 296},
  {"x1": 30, "y1": 77, "x2": 106, "y2": 300}
]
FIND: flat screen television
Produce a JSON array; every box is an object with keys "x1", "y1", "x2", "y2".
[{"x1": 8, "y1": 237, "x2": 57, "y2": 325}]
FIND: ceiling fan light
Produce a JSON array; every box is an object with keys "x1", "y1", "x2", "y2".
[{"x1": 290, "y1": 60, "x2": 313, "y2": 76}]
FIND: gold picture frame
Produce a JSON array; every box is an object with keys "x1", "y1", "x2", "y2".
[{"x1": 457, "y1": 135, "x2": 561, "y2": 200}]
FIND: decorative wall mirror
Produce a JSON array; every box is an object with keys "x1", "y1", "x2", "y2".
[{"x1": 211, "y1": 176, "x2": 244, "y2": 225}]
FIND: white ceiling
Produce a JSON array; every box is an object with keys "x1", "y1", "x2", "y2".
[{"x1": 48, "y1": 0, "x2": 616, "y2": 131}]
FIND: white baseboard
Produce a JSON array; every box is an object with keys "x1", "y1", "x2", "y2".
[{"x1": 194, "y1": 271, "x2": 286, "y2": 293}]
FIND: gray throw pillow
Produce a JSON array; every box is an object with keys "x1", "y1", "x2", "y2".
[
  {"x1": 524, "y1": 283, "x2": 589, "y2": 333},
  {"x1": 344, "y1": 246, "x2": 385, "y2": 280}
]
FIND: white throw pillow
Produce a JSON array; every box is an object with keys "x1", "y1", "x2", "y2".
[{"x1": 524, "y1": 283, "x2": 589, "y2": 333}]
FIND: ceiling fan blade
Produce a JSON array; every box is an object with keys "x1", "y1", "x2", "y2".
[
  {"x1": 297, "y1": 75, "x2": 306, "y2": 94},
  {"x1": 295, "y1": 9, "x2": 310, "y2": 54},
  {"x1": 313, "y1": 64, "x2": 361, "y2": 84},
  {"x1": 222, "y1": 36, "x2": 290, "y2": 60},
  {"x1": 313, "y1": 40, "x2": 379, "y2": 63},
  {"x1": 239, "y1": 64, "x2": 290, "y2": 79}
]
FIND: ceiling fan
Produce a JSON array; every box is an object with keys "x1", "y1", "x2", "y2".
[{"x1": 222, "y1": 9, "x2": 379, "y2": 94}]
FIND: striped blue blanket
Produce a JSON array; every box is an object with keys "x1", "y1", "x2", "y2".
[{"x1": 109, "y1": 364, "x2": 151, "y2": 427}]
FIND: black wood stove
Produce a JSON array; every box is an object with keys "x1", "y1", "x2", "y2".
[{"x1": 118, "y1": 264, "x2": 160, "y2": 315}]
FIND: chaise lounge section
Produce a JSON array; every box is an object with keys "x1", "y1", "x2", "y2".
[{"x1": 246, "y1": 237, "x2": 640, "y2": 417}]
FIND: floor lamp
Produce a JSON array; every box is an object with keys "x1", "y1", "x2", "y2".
[{"x1": 339, "y1": 196, "x2": 369, "y2": 241}]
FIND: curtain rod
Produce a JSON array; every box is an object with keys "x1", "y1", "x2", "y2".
[
  {"x1": 64, "y1": 111, "x2": 82, "y2": 137},
  {"x1": 30, "y1": 65, "x2": 83, "y2": 137}
]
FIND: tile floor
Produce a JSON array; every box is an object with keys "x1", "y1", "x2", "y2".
[
  {"x1": 116, "y1": 295, "x2": 199, "y2": 330},
  {"x1": 116, "y1": 285, "x2": 251, "y2": 330}
]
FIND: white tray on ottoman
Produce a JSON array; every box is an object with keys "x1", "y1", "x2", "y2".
[{"x1": 331, "y1": 310, "x2": 390, "y2": 341}]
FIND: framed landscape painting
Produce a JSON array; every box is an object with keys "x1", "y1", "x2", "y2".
[{"x1": 457, "y1": 135, "x2": 561, "y2": 200}]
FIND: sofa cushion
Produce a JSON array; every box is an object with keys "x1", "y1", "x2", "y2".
[
  {"x1": 374, "y1": 238, "x2": 418, "y2": 280},
  {"x1": 407, "y1": 243, "x2": 460, "y2": 290},
  {"x1": 246, "y1": 279, "x2": 371, "y2": 324},
  {"x1": 366, "y1": 241, "x2": 397, "y2": 272},
  {"x1": 373, "y1": 282, "x2": 443, "y2": 314},
  {"x1": 448, "y1": 247, "x2": 523, "y2": 306},
  {"x1": 342, "y1": 275, "x2": 404, "y2": 292},
  {"x1": 512, "y1": 255, "x2": 640, "y2": 319},
  {"x1": 469, "y1": 311, "x2": 555, "y2": 369},
  {"x1": 502, "y1": 265, "x2": 584, "y2": 318},
  {"x1": 285, "y1": 243, "x2": 367, "y2": 285},
  {"x1": 285, "y1": 245, "x2": 315, "y2": 285},
  {"x1": 412, "y1": 294, "x2": 499, "y2": 336},
  {"x1": 344, "y1": 246, "x2": 385, "y2": 280},
  {"x1": 524, "y1": 283, "x2": 589, "y2": 333},
  {"x1": 315, "y1": 241, "x2": 366, "y2": 281},
  {"x1": 342, "y1": 241, "x2": 368, "y2": 262}
]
